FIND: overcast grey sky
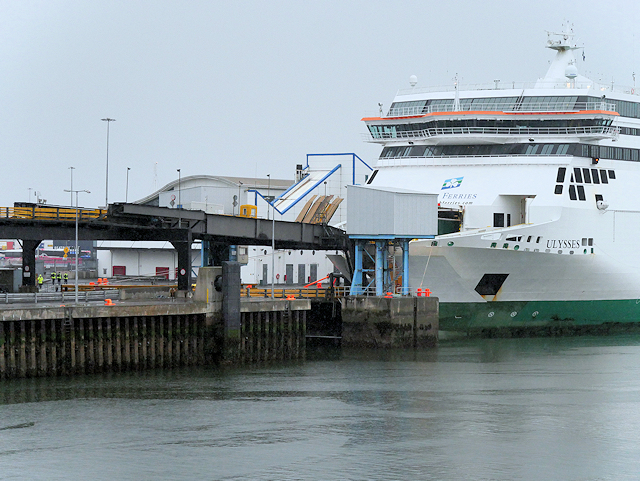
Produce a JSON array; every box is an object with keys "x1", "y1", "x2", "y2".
[{"x1": 1, "y1": 0, "x2": 638, "y2": 207}]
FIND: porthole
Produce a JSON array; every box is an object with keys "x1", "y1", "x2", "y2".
[
  {"x1": 447, "y1": 241, "x2": 454, "y2": 246},
  {"x1": 558, "y1": 250, "x2": 562, "y2": 254},
  {"x1": 503, "y1": 243, "x2": 509, "y2": 249},
  {"x1": 510, "y1": 311, "x2": 517, "y2": 318},
  {"x1": 514, "y1": 245, "x2": 519, "y2": 251},
  {"x1": 488, "y1": 312, "x2": 495, "y2": 318}
]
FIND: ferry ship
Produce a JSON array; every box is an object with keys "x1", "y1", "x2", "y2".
[{"x1": 363, "y1": 24, "x2": 640, "y2": 334}]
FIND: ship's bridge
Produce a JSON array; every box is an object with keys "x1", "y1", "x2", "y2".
[{"x1": 362, "y1": 95, "x2": 619, "y2": 144}]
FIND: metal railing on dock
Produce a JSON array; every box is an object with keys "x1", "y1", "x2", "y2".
[
  {"x1": 242, "y1": 286, "x2": 350, "y2": 300},
  {"x1": 0, "y1": 206, "x2": 107, "y2": 220},
  {"x1": 1, "y1": 290, "x2": 110, "y2": 305}
]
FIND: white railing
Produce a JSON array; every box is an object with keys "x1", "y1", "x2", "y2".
[
  {"x1": 395, "y1": 81, "x2": 639, "y2": 96},
  {"x1": 1, "y1": 290, "x2": 111, "y2": 304},
  {"x1": 384, "y1": 101, "x2": 617, "y2": 118},
  {"x1": 365, "y1": 125, "x2": 619, "y2": 141}
]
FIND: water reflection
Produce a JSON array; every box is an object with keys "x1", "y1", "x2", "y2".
[{"x1": 2, "y1": 336, "x2": 640, "y2": 480}]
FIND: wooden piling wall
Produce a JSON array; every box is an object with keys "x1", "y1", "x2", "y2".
[
  {"x1": 0, "y1": 313, "x2": 207, "y2": 379},
  {"x1": 0, "y1": 300, "x2": 310, "y2": 379},
  {"x1": 240, "y1": 309, "x2": 306, "y2": 364}
]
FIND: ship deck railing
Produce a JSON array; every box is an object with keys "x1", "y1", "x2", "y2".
[
  {"x1": 384, "y1": 101, "x2": 617, "y2": 118},
  {"x1": 364, "y1": 125, "x2": 619, "y2": 142}
]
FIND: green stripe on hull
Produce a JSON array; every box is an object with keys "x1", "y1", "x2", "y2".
[{"x1": 440, "y1": 300, "x2": 640, "y2": 333}]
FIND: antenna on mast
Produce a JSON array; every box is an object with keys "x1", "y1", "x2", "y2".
[{"x1": 453, "y1": 74, "x2": 461, "y2": 111}]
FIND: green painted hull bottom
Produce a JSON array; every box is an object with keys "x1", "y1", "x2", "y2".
[{"x1": 440, "y1": 299, "x2": 640, "y2": 336}]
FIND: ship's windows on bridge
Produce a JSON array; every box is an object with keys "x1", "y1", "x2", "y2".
[
  {"x1": 557, "y1": 144, "x2": 570, "y2": 155},
  {"x1": 573, "y1": 168, "x2": 583, "y2": 183},
  {"x1": 582, "y1": 238, "x2": 588, "y2": 246},
  {"x1": 556, "y1": 167, "x2": 566, "y2": 183},
  {"x1": 589, "y1": 238, "x2": 593, "y2": 246},
  {"x1": 591, "y1": 169, "x2": 600, "y2": 184},
  {"x1": 577, "y1": 185, "x2": 586, "y2": 201},
  {"x1": 608, "y1": 170, "x2": 616, "y2": 179},
  {"x1": 582, "y1": 168, "x2": 592, "y2": 183},
  {"x1": 493, "y1": 213, "x2": 505, "y2": 227},
  {"x1": 541, "y1": 144, "x2": 554, "y2": 155},
  {"x1": 554, "y1": 185, "x2": 563, "y2": 194},
  {"x1": 525, "y1": 145, "x2": 539, "y2": 155},
  {"x1": 569, "y1": 185, "x2": 577, "y2": 200},
  {"x1": 600, "y1": 170, "x2": 608, "y2": 184}
]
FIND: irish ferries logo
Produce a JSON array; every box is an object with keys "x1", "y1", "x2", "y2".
[{"x1": 441, "y1": 177, "x2": 463, "y2": 190}]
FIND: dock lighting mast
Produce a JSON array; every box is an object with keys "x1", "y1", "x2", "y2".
[
  {"x1": 266, "y1": 173, "x2": 270, "y2": 220},
  {"x1": 101, "y1": 118, "x2": 115, "y2": 208},
  {"x1": 126, "y1": 167, "x2": 131, "y2": 203},
  {"x1": 177, "y1": 169, "x2": 181, "y2": 208},
  {"x1": 64, "y1": 188, "x2": 90, "y2": 304},
  {"x1": 68, "y1": 167, "x2": 74, "y2": 206}
]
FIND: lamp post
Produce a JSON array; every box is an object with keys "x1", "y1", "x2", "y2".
[
  {"x1": 266, "y1": 173, "x2": 270, "y2": 220},
  {"x1": 101, "y1": 117, "x2": 116, "y2": 207},
  {"x1": 64, "y1": 188, "x2": 90, "y2": 304},
  {"x1": 237, "y1": 181, "x2": 243, "y2": 215},
  {"x1": 68, "y1": 167, "x2": 75, "y2": 206},
  {"x1": 126, "y1": 167, "x2": 131, "y2": 203},
  {"x1": 177, "y1": 169, "x2": 181, "y2": 208}
]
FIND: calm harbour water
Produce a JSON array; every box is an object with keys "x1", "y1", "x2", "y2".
[{"x1": 2, "y1": 336, "x2": 640, "y2": 480}]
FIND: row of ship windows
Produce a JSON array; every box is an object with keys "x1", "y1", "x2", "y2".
[
  {"x1": 504, "y1": 235, "x2": 594, "y2": 246},
  {"x1": 380, "y1": 143, "x2": 640, "y2": 162},
  {"x1": 368, "y1": 118, "x2": 611, "y2": 135},
  {"x1": 556, "y1": 167, "x2": 616, "y2": 185},
  {"x1": 390, "y1": 96, "x2": 640, "y2": 118},
  {"x1": 558, "y1": 185, "x2": 606, "y2": 205}
]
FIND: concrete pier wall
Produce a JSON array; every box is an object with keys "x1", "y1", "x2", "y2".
[
  {"x1": 0, "y1": 298, "x2": 309, "y2": 379},
  {"x1": 341, "y1": 296, "x2": 439, "y2": 348}
]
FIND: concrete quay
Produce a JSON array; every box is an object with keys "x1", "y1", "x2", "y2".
[
  {"x1": 0, "y1": 296, "x2": 309, "y2": 379},
  {"x1": 341, "y1": 296, "x2": 439, "y2": 348}
]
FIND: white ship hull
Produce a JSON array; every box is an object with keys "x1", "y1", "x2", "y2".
[{"x1": 360, "y1": 24, "x2": 640, "y2": 333}]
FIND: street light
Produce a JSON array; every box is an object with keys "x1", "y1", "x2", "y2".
[
  {"x1": 237, "y1": 181, "x2": 243, "y2": 215},
  {"x1": 177, "y1": 169, "x2": 181, "y2": 208},
  {"x1": 126, "y1": 167, "x2": 131, "y2": 203},
  {"x1": 64, "y1": 188, "x2": 90, "y2": 304},
  {"x1": 68, "y1": 167, "x2": 75, "y2": 206},
  {"x1": 101, "y1": 118, "x2": 116, "y2": 207},
  {"x1": 266, "y1": 173, "x2": 270, "y2": 220}
]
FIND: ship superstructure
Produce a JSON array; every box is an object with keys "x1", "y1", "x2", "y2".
[{"x1": 363, "y1": 24, "x2": 640, "y2": 333}]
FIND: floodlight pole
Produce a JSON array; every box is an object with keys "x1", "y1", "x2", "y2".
[
  {"x1": 101, "y1": 118, "x2": 115, "y2": 208},
  {"x1": 65, "y1": 188, "x2": 90, "y2": 304}
]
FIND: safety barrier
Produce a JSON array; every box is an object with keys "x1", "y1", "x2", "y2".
[{"x1": 0, "y1": 206, "x2": 107, "y2": 221}]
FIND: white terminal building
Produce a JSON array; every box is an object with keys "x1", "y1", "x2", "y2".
[{"x1": 96, "y1": 153, "x2": 373, "y2": 285}]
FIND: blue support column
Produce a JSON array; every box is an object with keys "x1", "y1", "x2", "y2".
[
  {"x1": 350, "y1": 240, "x2": 364, "y2": 296},
  {"x1": 402, "y1": 239, "x2": 410, "y2": 296},
  {"x1": 375, "y1": 241, "x2": 385, "y2": 296},
  {"x1": 201, "y1": 240, "x2": 210, "y2": 267}
]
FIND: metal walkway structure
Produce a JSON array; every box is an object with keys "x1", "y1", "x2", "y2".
[{"x1": 0, "y1": 203, "x2": 351, "y2": 292}]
